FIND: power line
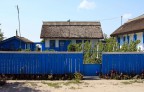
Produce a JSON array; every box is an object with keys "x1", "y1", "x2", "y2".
[{"x1": 98, "y1": 16, "x2": 121, "y2": 21}]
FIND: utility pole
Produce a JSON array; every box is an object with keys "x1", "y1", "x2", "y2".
[
  {"x1": 17, "y1": 5, "x2": 22, "y2": 49},
  {"x1": 17, "y1": 5, "x2": 21, "y2": 37},
  {"x1": 121, "y1": 16, "x2": 123, "y2": 25}
]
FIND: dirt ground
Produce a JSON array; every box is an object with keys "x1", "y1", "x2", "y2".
[{"x1": 0, "y1": 79, "x2": 144, "y2": 92}]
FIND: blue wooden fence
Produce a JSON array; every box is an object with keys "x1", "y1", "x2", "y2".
[
  {"x1": 0, "y1": 52, "x2": 83, "y2": 75},
  {"x1": 102, "y1": 52, "x2": 144, "y2": 75},
  {"x1": 83, "y1": 64, "x2": 101, "y2": 76}
]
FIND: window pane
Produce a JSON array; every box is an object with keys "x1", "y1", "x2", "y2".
[
  {"x1": 84, "y1": 40, "x2": 90, "y2": 43},
  {"x1": 76, "y1": 40, "x2": 82, "y2": 44},
  {"x1": 50, "y1": 40, "x2": 55, "y2": 48}
]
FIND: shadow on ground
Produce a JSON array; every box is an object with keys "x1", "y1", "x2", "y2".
[
  {"x1": 83, "y1": 76, "x2": 100, "y2": 80},
  {"x1": 0, "y1": 82, "x2": 50, "y2": 92}
]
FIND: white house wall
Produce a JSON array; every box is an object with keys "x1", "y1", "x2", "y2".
[
  {"x1": 118, "y1": 32, "x2": 144, "y2": 51},
  {"x1": 91, "y1": 39, "x2": 98, "y2": 48},
  {"x1": 136, "y1": 32, "x2": 143, "y2": 50},
  {"x1": 44, "y1": 39, "x2": 99, "y2": 49},
  {"x1": 55, "y1": 39, "x2": 59, "y2": 47},
  {"x1": 45, "y1": 39, "x2": 50, "y2": 48}
]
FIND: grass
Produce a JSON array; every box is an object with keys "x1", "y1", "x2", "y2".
[
  {"x1": 29, "y1": 83, "x2": 37, "y2": 87},
  {"x1": 69, "y1": 86, "x2": 76, "y2": 90},
  {"x1": 42, "y1": 82, "x2": 62, "y2": 88},
  {"x1": 63, "y1": 80, "x2": 83, "y2": 86},
  {"x1": 121, "y1": 80, "x2": 143, "y2": 85},
  {"x1": 41, "y1": 79, "x2": 84, "y2": 88}
]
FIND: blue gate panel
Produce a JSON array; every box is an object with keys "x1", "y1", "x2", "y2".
[
  {"x1": 102, "y1": 52, "x2": 144, "y2": 75},
  {"x1": 83, "y1": 64, "x2": 101, "y2": 76},
  {"x1": 0, "y1": 52, "x2": 83, "y2": 75}
]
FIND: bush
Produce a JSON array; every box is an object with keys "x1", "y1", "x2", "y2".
[
  {"x1": 0, "y1": 80, "x2": 6, "y2": 86},
  {"x1": 101, "y1": 70, "x2": 144, "y2": 80},
  {"x1": 68, "y1": 44, "x2": 76, "y2": 51},
  {"x1": 74, "y1": 72, "x2": 83, "y2": 80}
]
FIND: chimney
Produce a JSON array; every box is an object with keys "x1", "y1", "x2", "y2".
[{"x1": 16, "y1": 30, "x2": 18, "y2": 36}]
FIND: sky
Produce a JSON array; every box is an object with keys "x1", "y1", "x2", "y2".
[{"x1": 0, "y1": 0, "x2": 144, "y2": 42}]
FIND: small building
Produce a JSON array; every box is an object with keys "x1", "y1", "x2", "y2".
[
  {"x1": 111, "y1": 14, "x2": 144, "y2": 50},
  {"x1": 0, "y1": 36, "x2": 34, "y2": 51},
  {"x1": 40, "y1": 21, "x2": 103, "y2": 51}
]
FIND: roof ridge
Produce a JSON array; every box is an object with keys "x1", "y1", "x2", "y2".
[
  {"x1": 43, "y1": 21, "x2": 101, "y2": 26},
  {"x1": 126, "y1": 14, "x2": 144, "y2": 23}
]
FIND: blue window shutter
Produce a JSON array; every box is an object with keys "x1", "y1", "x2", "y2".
[
  {"x1": 123, "y1": 36, "x2": 125, "y2": 42},
  {"x1": 135, "y1": 34, "x2": 137, "y2": 41},
  {"x1": 117, "y1": 37, "x2": 120, "y2": 43},
  {"x1": 143, "y1": 32, "x2": 144, "y2": 43},
  {"x1": 133, "y1": 34, "x2": 137, "y2": 41},
  {"x1": 127, "y1": 35, "x2": 129, "y2": 43}
]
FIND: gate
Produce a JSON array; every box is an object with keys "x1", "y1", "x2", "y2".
[{"x1": 83, "y1": 64, "x2": 101, "y2": 76}]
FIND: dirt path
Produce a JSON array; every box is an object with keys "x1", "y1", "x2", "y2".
[{"x1": 0, "y1": 80, "x2": 144, "y2": 92}]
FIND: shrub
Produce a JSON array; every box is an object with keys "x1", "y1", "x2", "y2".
[
  {"x1": 0, "y1": 80, "x2": 6, "y2": 86},
  {"x1": 74, "y1": 72, "x2": 83, "y2": 80}
]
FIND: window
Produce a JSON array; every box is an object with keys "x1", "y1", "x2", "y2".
[
  {"x1": 59, "y1": 41, "x2": 65, "y2": 47},
  {"x1": 50, "y1": 40, "x2": 55, "y2": 48},
  {"x1": 27, "y1": 43, "x2": 30, "y2": 49},
  {"x1": 76, "y1": 40, "x2": 82, "y2": 44},
  {"x1": 84, "y1": 40, "x2": 90, "y2": 43}
]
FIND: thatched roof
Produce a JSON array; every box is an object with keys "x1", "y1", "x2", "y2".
[
  {"x1": 15, "y1": 36, "x2": 33, "y2": 43},
  {"x1": 40, "y1": 21, "x2": 103, "y2": 39},
  {"x1": 0, "y1": 36, "x2": 33, "y2": 44},
  {"x1": 111, "y1": 14, "x2": 144, "y2": 37}
]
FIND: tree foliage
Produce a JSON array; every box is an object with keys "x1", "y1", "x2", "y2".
[
  {"x1": 120, "y1": 40, "x2": 140, "y2": 52},
  {"x1": 0, "y1": 30, "x2": 4, "y2": 41},
  {"x1": 67, "y1": 37, "x2": 141, "y2": 64}
]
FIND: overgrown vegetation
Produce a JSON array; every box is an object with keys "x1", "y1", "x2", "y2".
[
  {"x1": 42, "y1": 82, "x2": 62, "y2": 88},
  {"x1": 121, "y1": 80, "x2": 143, "y2": 85},
  {"x1": 42, "y1": 80, "x2": 84, "y2": 88},
  {"x1": 0, "y1": 75, "x2": 6, "y2": 86},
  {"x1": 74, "y1": 72, "x2": 83, "y2": 80},
  {"x1": 68, "y1": 37, "x2": 141, "y2": 64},
  {"x1": 100, "y1": 70, "x2": 144, "y2": 80},
  {"x1": 0, "y1": 30, "x2": 4, "y2": 41}
]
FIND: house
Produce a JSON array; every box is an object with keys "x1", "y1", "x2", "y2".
[
  {"x1": 111, "y1": 14, "x2": 144, "y2": 50},
  {"x1": 40, "y1": 21, "x2": 103, "y2": 51},
  {"x1": 0, "y1": 34, "x2": 34, "y2": 51}
]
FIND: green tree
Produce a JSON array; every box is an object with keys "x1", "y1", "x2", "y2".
[
  {"x1": 41, "y1": 39, "x2": 45, "y2": 43},
  {"x1": 67, "y1": 37, "x2": 141, "y2": 64},
  {"x1": 100, "y1": 37, "x2": 118, "y2": 52},
  {"x1": 0, "y1": 30, "x2": 4, "y2": 41}
]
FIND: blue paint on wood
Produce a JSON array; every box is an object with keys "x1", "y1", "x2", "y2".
[
  {"x1": 0, "y1": 36, "x2": 34, "y2": 51},
  {"x1": 127, "y1": 35, "x2": 129, "y2": 43},
  {"x1": 102, "y1": 53, "x2": 144, "y2": 75},
  {"x1": 0, "y1": 52, "x2": 83, "y2": 75},
  {"x1": 83, "y1": 64, "x2": 101, "y2": 76},
  {"x1": 133, "y1": 34, "x2": 137, "y2": 41}
]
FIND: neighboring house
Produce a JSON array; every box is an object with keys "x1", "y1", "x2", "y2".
[
  {"x1": 40, "y1": 21, "x2": 103, "y2": 51},
  {"x1": 111, "y1": 14, "x2": 144, "y2": 50},
  {"x1": 0, "y1": 36, "x2": 34, "y2": 51}
]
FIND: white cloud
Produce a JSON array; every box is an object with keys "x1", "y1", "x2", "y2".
[
  {"x1": 123, "y1": 13, "x2": 132, "y2": 20},
  {"x1": 78, "y1": 0, "x2": 96, "y2": 10}
]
